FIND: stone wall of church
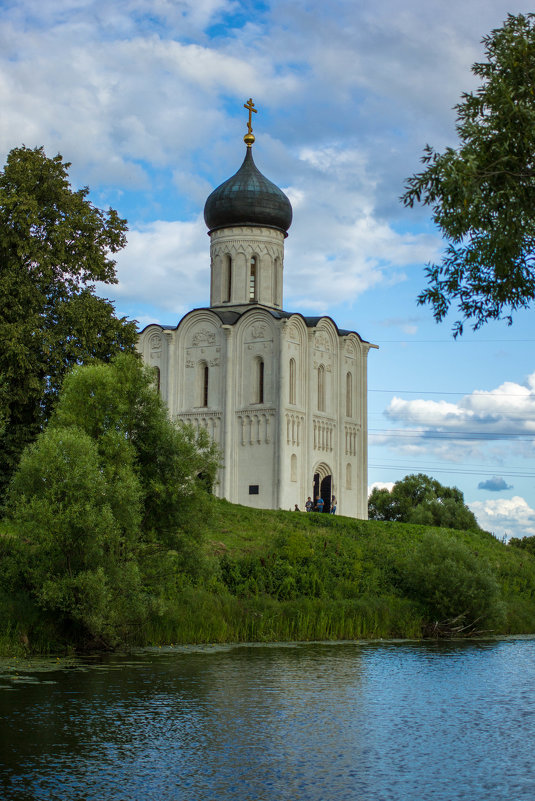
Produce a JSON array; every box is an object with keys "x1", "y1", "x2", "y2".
[
  {"x1": 138, "y1": 306, "x2": 372, "y2": 519},
  {"x1": 209, "y1": 226, "x2": 285, "y2": 309},
  {"x1": 276, "y1": 315, "x2": 371, "y2": 518}
]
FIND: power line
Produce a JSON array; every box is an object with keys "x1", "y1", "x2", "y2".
[
  {"x1": 373, "y1": 339, "x2": 535, "y2": 344},
  {"x1": 370, "y1": 457, "x2": 534, "y2": 475},
  {"x1": 369, "y1": 388, "x2": 535, "y2": 397},
  {"x1": 369, "y1": 428, "x2": 535, "y2": 441},
  {"x1": 369, "y1": 463, "x2": 535, "y2": 479}
]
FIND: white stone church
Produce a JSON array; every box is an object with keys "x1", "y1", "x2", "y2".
[{"x1": 138, "y1": 102, "x2": 376, "y2": 517}]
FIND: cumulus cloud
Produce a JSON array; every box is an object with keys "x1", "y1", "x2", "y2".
[
  {"x1": 469, "y1": 496, "x2": 535, "y2": 541},
  {"x1": 368, "y1": 481, "x2": 395, "y2": 495},
  {"x1": 478, "y1": 476, "x2": 513, "y2": 492},
  {"x1": 108, "y1": 217, "x2": 209, "y2": 322},
  {"x1": 381, "y1": 373, "x2": 535, "y2": 462},
  {"x1": 281, "y1": 142, "x2": 439, "y2": 312},
  {"x1": 0, "y1": 0, "x2": 513, "y2": 320}
]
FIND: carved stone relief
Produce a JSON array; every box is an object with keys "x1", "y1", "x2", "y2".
[
  {"x1": 191, "y1": 329, "x2": 216, "y2": 347},
  {"x1": 149, "y1": 333, "x2": 162, "y2": 351},
  {"x1": 250, "y1": 324, "x2": 266, "y2": 339},
  {"x1": 287, "y1": 323, "x2": 298, "y2": 341},
  {"x1": 314, "y1": 332, "x2": 330, "y2": 351}
]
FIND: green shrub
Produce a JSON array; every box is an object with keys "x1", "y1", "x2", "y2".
[{"x1": 401, "y1": 531, "x2": 504, "y2": 631}]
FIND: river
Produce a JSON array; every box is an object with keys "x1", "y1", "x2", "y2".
[{"x1": 1, "y1": 638, "x2": 534, "y2": 800}]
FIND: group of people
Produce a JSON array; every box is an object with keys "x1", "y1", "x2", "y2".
[{"x1": 297, "y1": 495, "x2": 336, "y2": 514}]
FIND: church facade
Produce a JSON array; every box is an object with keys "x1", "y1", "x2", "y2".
[{"x1": 138, "y1": 102, "x2": 376, "y2": 517}]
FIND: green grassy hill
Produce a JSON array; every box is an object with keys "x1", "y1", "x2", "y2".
[
  {"x1": 147, "y1": 500, "x2": 535, "y2": 645},
  {"x1": 3, "y1": 499, "x2": 535, "y2": 654}
]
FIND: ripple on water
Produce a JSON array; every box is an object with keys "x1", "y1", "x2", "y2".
[{"x1": 0, "y1": 639, "x2": 534, "y2": 801}]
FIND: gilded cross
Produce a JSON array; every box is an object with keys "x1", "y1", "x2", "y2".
[{"x1": 244, "y1": 98, "x2": 257, "y2": 134}]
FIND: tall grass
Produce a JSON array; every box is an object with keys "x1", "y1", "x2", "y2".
[{"x1": 142, "y1": 590, "x2": 423, "y2": 644}]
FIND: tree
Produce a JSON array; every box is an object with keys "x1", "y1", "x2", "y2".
[
  {"x1": 5, "y1": 354, "x2": 220, "y2": 648},
  {"x1": 402, "y1": 13, "x2": 535, "y2": 336},
  {"x1": 0, "y1": 146, "x2": 137, "y2": 496},
  {"x1": 6, "y1": 425, "x2": 145, "y2": 647},
  {"x1": 368, "y1": 473, "x2": 480, "y2": 531},
  {"x1": 53, "y1": 354, "x2": 221, "y2": 550},
  {"x1": 509, "y1": 535, "x2": 535, "y2": 555},
  {"x1": 402, "y1": 532, "x2": 503, "y2": 633}
]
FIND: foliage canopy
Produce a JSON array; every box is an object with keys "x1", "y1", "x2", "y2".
[
  {"x1": 0, "y1": 146, "x2": 137, "y2": 495},
  {"x1": 403, "y1": 13, "x2": 535, "y2": 335},
  {"x1": 368, "y1": 473, "x2": 480, "y2": 531},
  {"x1": 4, "y1": 354, "x2": 220, "y2": 648}
]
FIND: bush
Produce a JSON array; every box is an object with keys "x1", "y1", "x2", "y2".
[{"x1": 401, "y1": 532, "x2": 504, "y2": 632}]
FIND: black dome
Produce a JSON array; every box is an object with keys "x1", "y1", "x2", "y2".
[{"x1": 204, "y1": 147, "x2": 292, "y2": 235}]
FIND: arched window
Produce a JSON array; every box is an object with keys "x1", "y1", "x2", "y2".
[
  {"x1": 346, "y1": 463, "x2": 352, "y2": 489},
  {"x1": 346, "y1": 371, "x2": 352, "y2": 417},
  {"x1": 198, "y1": 361, "x2": 209, "y2": 407},
  {"x1": 317, "y1": 364, "x2": 325, "y2": 412},
  {"x1": 291, "y1": 453, "x2": 297, "y2": 482},
  {"x1": 153, "y1": 366, "x2": 160, "y2": 394},
  {"x1": 224, "y1": 255, "x2": 232, "y2": 302},
  {"x1": 257, "y1": 358, "x2": 264, "y2": 404},
  {"x1": 289, "y1": 358, "x2": 296, "y2": 405},
  {"x1": 274, "y1": 256, "x2": 280, "y2": 306},
  {"x1": 249, "y1": 256, "x2": 257, "y2": 301}
]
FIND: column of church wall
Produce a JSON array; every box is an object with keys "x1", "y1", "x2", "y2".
[
  {"x1": 306, "y1": 330, "x2": 316, "y2": 502},
  {"x1": 338, "y1": 335, "x2": 363, "y2": 519},
  {"x1": 358, "y1": 347, "x2": 370, "y2": 519},
  {"x1": 299, "y1": 330, "x2": 309, "y2": 506},
  {"x1": 330, "y1": 333, "x2": 339, "y2": 512},
  {"x1": 234, "y1": 251, "x2": 248, "y2": 304},
  {"x1": 221, "y1": 325, "x2": 235, "y2": 502},
  {"x1": 259, "y1": 253, "x2": 273, "y2": 309},
  {"x1": 162, "y1": 331, "x2": 174, "y2": 414},
  {"x1": 278, "y1": 320, "x2": 307, "y2": 511},
  {"x1": 276, "y1": 323, "x2": 288, "y2": 509},
  {"x1": 336, "y1": 337, "x2": 345, "y2": 516},
  {"x1": 232, "y1": 314, "x2": 277, "y2": 509},
  {"x1": 210, "y1": 253, "x2": 221, "y2": 305},
  {"x1": 137, "y1": 327, "x2": 171, "y2": 410},
  {"x1": 273, "y1": 257, "x2": 282, "y2": 309}
]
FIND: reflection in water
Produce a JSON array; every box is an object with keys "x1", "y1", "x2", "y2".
[{"x1": 0, "y1": 640, "x2": 534, "y2": 800}]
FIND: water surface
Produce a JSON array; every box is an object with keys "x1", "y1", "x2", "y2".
[{"x1": 1, "y1": 638, "x2": 534, "y2": 800}]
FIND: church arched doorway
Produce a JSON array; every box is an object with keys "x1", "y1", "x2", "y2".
[{"x1": 313, "y1": 462, "x2": 333, "y2": 513}]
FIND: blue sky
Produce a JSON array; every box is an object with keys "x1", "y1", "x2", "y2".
[{"x1": 2, "y1": 0, "x2": 534, "y2": 539}]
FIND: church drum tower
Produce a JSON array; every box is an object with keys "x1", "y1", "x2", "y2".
[{"x1": 138, "y1": 100, "x2": 377, "y2": 517}]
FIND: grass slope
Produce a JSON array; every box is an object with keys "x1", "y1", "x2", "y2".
[
  {"x1": 2, "y1": 500, "x2": 535, "y2": 655},
  {"x1": 147, "y1": 500, "x2": 535, "y2": 645}
]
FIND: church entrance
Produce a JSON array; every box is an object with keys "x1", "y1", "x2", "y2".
[{"x1": 313, "y1": 463, "x2": 333, "y2": 513}]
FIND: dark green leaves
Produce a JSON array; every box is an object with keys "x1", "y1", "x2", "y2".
[
  {"x1": 403, "y1": 13, "x2": 535, "y2": 335},
  {"x1": 368, "y1": 473, "x2": 480, "y2": 531},
  {"x1": 0, "y1": 146, "x2": 136, "y2": 495}
]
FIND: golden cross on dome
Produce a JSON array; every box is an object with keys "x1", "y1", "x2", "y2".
[
  {"x1": 244, "y1": 98, "x2": 257, "y2": 134},
  {"x1": 243, "y1": 98, "x2": 257, "y2": 146}
]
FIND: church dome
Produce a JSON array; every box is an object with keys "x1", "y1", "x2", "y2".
[{"x1": 204, "y1": 146, "x2": 293, "y2": 235}]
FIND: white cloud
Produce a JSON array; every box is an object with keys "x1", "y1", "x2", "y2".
[
  {"x1": 0, "y1": 0, "x2": 508, "y2": 323},
  {"x1": 380, "y1": 373, "x2": 535, "y2": 462},
  {"x1": 109, "y1": 217, "x2": 209, "y2": 320},
  {"x1": 368, "y1": 481, "x2": 395, "y2": 495},
  {"x1": 469, "y1": 496, "x2": 535, "y2": 541}
]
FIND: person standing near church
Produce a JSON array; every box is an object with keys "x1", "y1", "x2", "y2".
[
  {"x1": 316, "y1": 496, "x2": 324, "y2": 513},
  {"x1": 305, "y1": 497, "x2": 313, "y2": 512},
  {"x1": 330, "y1": 496, "x2": 337, "y2": 514}
]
